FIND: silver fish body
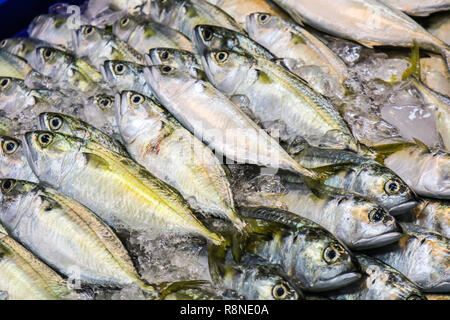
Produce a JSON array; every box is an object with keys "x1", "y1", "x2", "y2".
[
  {"x1": 28, "y1": 14, "x2": 76, "y2": 50},
  {"x1": 381, "y1": 0, "x2": 450, "y2": 16},
  {"x1": 327, "y1": 253, "x2": 426, "y2": 300},
  {"x1": 370, "y1": 223, "x2": 450, "y2": 292},
  {"x1": 116, "y1": 91, "x2": 245, "y2": 229},
  {"x1": 272, "y1": 0, "x2": 450, "y2": 68},
  {"x1": 143, "y1": 65, "x2": 317, "y2": 178},
  {"x1": 235, "y1": 173, "x2": 401, "y2": 249},
  {"x1": 240, "y1": 207, "x2": 361, "y2": 292},
  {"x1": 113, "y1": 15, "x2": 194, "y2": 54},
  {"x1": 147, "y1": 0, "x2": 243, "y2": 41},
  {"x1": 24, "y1": 131, "x2": 225, "y2": 245}
]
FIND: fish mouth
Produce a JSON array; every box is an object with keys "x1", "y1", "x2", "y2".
[
  {"x1": 389, "y1": 201, "x2": 419, "y2": 215},
  {"x1": 352, "y1": 232, "x2": 403, "y2": 250},
  {"x1": 22, "y1": 133, "x2": 38, "y2": 175},
  {"x1": 312, "y1": 272, "x2": 361, "y2": 292},
  {"x1": 192, "y1": 26, "x2": 208, "y2": 56},
  {"x1": 99, "y1": 63, "x2": 112, "y2": 82}
]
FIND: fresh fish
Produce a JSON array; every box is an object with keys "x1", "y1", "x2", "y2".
[
  {"x1": 83, "y1": 94, "x2": 119, "y2": 135},
  {"x1": 379, "y1": 142, "x2": 450, "y2": 199},
  {"x1": 0, "y1": 49, "x2": 32, "y2": 79},
  {"x1": 234, "y1": 173, "x2": 401, "y2": 249},
  {"x1": 162, "y1": 287, "x2": 221, "y2": 300},
  {"x1": 381, "y1": 0, "x2": 450, "y2": 16},
  {"x1": 38, "y1": 112, "x2": 128, "y2": 157},
  {"x1": 272, "y1": 0, "x2": 450, "y2": 69},
  {"x1": 399, "y1": 198, "x2": 450, "y2": 238},
  {"x1": 0, "y1": 229, "x2": 78, "y2": 300},
  {"x1": 0, "y1": 179, "x2": 159, "y2": 294},
  {"x1": 209, "y1": 253, "x2": 303, "y2": 300},
  {"x1": 427, "y1": 12, "x2": 450, "y2": 45},
  {"x1": 246, "y1": 12, "x2": 348, "y2": 97},
  {"x1": 100, "y1": 60, "x2": 153, "y2": 96},
  {"x1": 116, "y1": 91, "x2": 246, "y2": 230},
  {"x1": 201, "y1": 50, "x2": 361, "y2": 153},
  {"x1": 30, "y1": 46, "x2": 103, "y2": 94},
  {"x1": 28, "y1": 14, "x2": 76, "y2": 50},
  {"x1": 239, "y1": 207, "x2": 361, "y2": 292},
  {"x1": 143, "y1": 65, "x2": 318, "y2": 178},
  {"x1": 146, "y1": 48, "x2": 203, "y2": 77},
  {"x1": 369, "y1": 223, "x2": 450, "y2": 292},
  {"x1": 0, "y1": 136, "x2": 38, "y2": 182},
  {"x1": 420, "y1": 54, "x2": 450, "y2": 97},
  {"x1": 409, "y1": 77, "x2": 450, "y2": 152},
  {"x1": 147, "y1": 0, "x2": 243, "y2": 41},
  {"x1": 193, "y1": 24, "x2": 274, "y2": 60},
  {"x1": 287, "y1": 142, "x2": 417, "y2": 214},
  {"x1": 0, "y1": 38, "x2": 58, "y2": 64},
  {"x1": 112, "y1": 15, "x2": 194, "y2": 54},
  {"x1": 24, "y1": 131, "x2": 225, "y2": 245},
  {"x1": 73, "y1": 25, "x2": 145, "y2": 69},
  {"x1": 206, "y1": 0, "x2": 293, "y2": 28},
  {"x1": 327, "y1": 253, "x2": 426, "y2": 300},
  {"x1": 86, "y1": 0, "x2": 149, "y2": 16}
]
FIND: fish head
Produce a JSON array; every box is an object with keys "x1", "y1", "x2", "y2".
[
  {"x1": 31, "y1": 47, "x2": 68, "y2": 78},
  {"x1": 24, "y1": 131, "x2": 82, "y2": 187},
  {"x1": 73, "y1": 25, "x2": 105, "y2": 58},
  {"x1": 246, "y1": 12, "x2": 283, "y2": 40},
  {"x1": 0, "y1": 178, "x2": 37, "y2": 230},
  {"x1": 334, "y1": 196, "x2": 401, "y2": 249},
  {"x1": 112, "y1": 15, "x2": 139, "y2": 42},
  {"x1": 148, "y1": 48, "x2": 198, "y2": 70},
  {"x1": 399, "y1": 225, "x2": 450, "y2": 292},
  {"x1": 116, "y1": 90, "x2": 163, "y2": 143},
  {"x1": 38, "y1": 112, "x2": 89, "y2": 141},
  {"x1": 28, "y1": 14, "x2": 72, "y2": 49},
  {"x1": 84, "y1": 94, "x2": 116, "y2": 130},
  {"x1": 193, "y1": 25, "x2": 240, "y2": 56},
  {"x1": 0, "y1": 136, "x2": 29, "y2": 173},
  {"x1": 144, "y1": 65, "x2": 194, "y2": 101},
  {"x1": 101, "y1": 60, "x2": 143, "y2": 89},
  {"x1": 353, "y1": 164, "x2": 417, "y2": 215},
  {"x1": 356, "y1": 254, "x2": 426, "y2": 300},
  {"x1": 28, "y1": 14, "x2": 55, "y2": 39},
  {"x1": 0, "y1": 77, "x2": 26, "y2": 98},
  {"x1": 203, "y1": 49, "x2": 254, "y2": 94},
  {"x1": 0, "y1": 38, "x2": 29, "y2": 59},
  {"x1": 293, "y1": 229, "x2": 361, "y2": 292},
  {"x1": 242, "y1": 263, "x2": 303, "y2": 300}
]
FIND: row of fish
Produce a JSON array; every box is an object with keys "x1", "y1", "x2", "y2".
[{"x1": 0, "y1": 0, "x2": 448, "y2": 300}]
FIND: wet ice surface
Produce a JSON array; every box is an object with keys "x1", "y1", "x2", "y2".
[{"x1": 325, "y1": 37, "x2": 447, "y2": 148}]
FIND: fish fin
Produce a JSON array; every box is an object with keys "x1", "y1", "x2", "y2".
[
  {"x1": 302, "y1": 176, "x2": 355, "y2": 199},
  {"x1": 371, "y1": 142, "x2": 416, "y2": 164},
  {"x1": 402, "y1": 40, "x2": 421, "y2": 80},
  {"x1": 83, "y1": 152, "x2": 111, "y2": 171},
  {"x1": 156, "y1": 280, "x2": 210, "y2": 300},
  {"x1": 412, "y1": 138, "x2": 430, "y2": 152}
]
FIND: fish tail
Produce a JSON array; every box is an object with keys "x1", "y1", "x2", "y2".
[{"x1": 152, "y1": 280, "x2": 210, "y2": 300}]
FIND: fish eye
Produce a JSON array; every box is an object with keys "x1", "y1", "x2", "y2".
[
  {"x1": 97, "y1": 97, "x2": 113, "y2": 109},
  {"x1": 120, "y1": 17, "x2": 130, "y2": 27},
  {"x1": 215, "y1": 51, "x2": 228, "y2": 63},
  {"x1": 2, "y1": 139, "x2": 18, "y2": 154},
  {"x1": 323, "y1": 246, "x2": 340, "y2": 264},
  {"x1": 272, "y1": 283, "x2": 289, "y2": 300},
  {"x1": 38, "y1": 133, "x2": 53, "y2": 147},
  {"x1": 385, "y1": 179, "x2": 401, "y2": 195},
  {"x1": 49, "y1": 115, "x2": 63, "y2": 131},
  {"x1": 369, "y1": 208, "x2": 385, "y2": 222},
  {"x1": 1, "y1": 179, "x2": 15, "y2": 193},
  {"x1": 201, "y1": 27, "x2": 213, "y2": 41},
  {"x1": 159, "y1": 50, "x2": 170, "y2": 61},
  {"x1": 114, "y1": 63, "x2": 126, "y2": 75},
  {"x1": 0, "y1": 39, "x2": 7, "y2": 48},
  {"x1": 0, "y1": 78, "x2": 11, "y2": 89},
  {"x1": 258, "y1": 13, "x2": 270, "y2": 24},
  {"x1": 130, "y1": 93, "x2": 144, "y2": 105},
  {"x1": 407, "y1": 294, "x2": 423, "y2": 300},
  {"x1": 42, "y1": 48, "x2": 54, "y2": 61},
  {"x1": 161, "y1": 65, "x2": 172, "y2": 73},
  {"x1": 83, "y1": 26, "x2": 95, "y2": 36}
]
